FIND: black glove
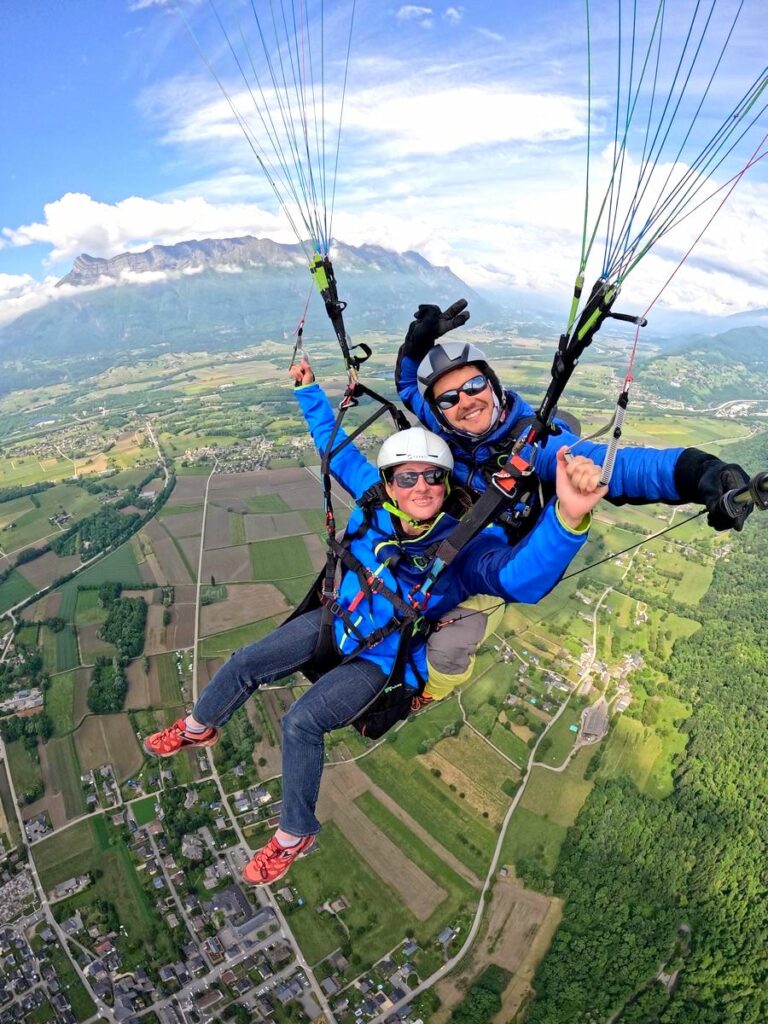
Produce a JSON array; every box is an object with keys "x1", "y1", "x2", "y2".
[
  {"x1": 674, "y1": 448, "x2": 753, "y2": 532},
  {"x1": 401, "y1": 299, "x2": 470, "y2": 362}
]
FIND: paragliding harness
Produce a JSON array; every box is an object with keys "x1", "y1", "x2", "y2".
[
  {"x1": 286, "y1": 480, "x2": 435, "y2": 739},
  {"x1": 289, "y1": 265, "x2": 435, "y2": 737}
]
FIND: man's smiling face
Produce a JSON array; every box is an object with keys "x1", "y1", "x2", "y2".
[{"x1": 431, "y1": 364, "x2": 495, "y2": 435}]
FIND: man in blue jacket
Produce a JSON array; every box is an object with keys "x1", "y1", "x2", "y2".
[{"x1": 395, "y1": 299, "x2": 753, "y2": 700}]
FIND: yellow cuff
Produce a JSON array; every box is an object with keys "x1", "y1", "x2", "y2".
[{"x1": 555, "y1": 501, "x2": 592, "y2": 535}]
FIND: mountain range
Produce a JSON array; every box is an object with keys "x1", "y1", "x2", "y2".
[{"x1": 0, "y1": 237, "x2": 497, "y2": 365}]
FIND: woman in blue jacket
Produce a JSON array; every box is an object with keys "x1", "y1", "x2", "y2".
[{"x1": 144, "y1": 361, "x2": 605, "y2": 887}]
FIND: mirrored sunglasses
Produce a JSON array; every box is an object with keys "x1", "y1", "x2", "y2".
[
  {"x1": 390, "y1": 467, "x2": 448, "y2": 489},
  {"x1": 434, "y1": 373, "x2": 489, "y2": 410}
]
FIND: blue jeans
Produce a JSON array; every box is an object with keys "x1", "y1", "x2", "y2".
[{"x1": 193, "y1": 609, "x2": 387, "y2": 838}]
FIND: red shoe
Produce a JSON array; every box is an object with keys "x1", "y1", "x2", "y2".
[
  {"x1": 410, "y1": 693, "x2": 434, "y2": 713},
  {"x1": 242, "y1": 834, "x2": 316, "y2": 886},
  {"x1": 143, "y1": 719, "x2": 219, "y2": 757}
]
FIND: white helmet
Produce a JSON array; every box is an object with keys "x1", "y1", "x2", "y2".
[{"x1": 376, "y1": 427, "x2": 454, "y2": 474}]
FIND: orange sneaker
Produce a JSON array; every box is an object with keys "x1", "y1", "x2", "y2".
[
  {"x1": 242, "y1": 834, "x2": 316, "y2": 886},
  {"x1": 410, "y1": 693, "x2": 434, "y2": 713},
  {"x1": 143, "y1": 719, "x2": 219, "y2": 757}
]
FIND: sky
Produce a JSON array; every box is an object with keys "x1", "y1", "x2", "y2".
[{"x1": 0, "y1": 0, "x2": 766, "y2": 329}]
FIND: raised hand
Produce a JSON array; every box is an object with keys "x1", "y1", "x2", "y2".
[{"x1": 402, "y1": 299, "x2": 470, "y2": 362}]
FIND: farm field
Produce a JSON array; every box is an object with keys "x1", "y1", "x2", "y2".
[
  {"x1": 46, "y1": 671, "x2": 76, "y2": 736},
  {"x1": 249, "y1": 536, "x2": 315, "y2": 581},
  {"x1": 419, "y1": 728, "x2": 518, "y2": 827},
  {"x1": 489, "y1": 723, "x2": 530, "y2": 766},
  {"x1": 41, "y1": 625, "x2": 79, "y2": 674},
  {"x1": 289, "y1": 822, "x2": 421, "y2": 969},
  {"x1": 199, "y1": 583, "x2": 288, "y2": 635},
  {"x1": 0, "y1": 758, "x2": 21, "y2": 847},
  {"x1": 43, "y1": 737, "x2": 85, "y2": 820},
  {"x1": 0, "y1": 570, "x2": 36, "y2": 615},
  {"x1": 74, "y1": 589, "x2": 108, "y2": 626},
  {"x1": 537, "y1": 704, "x2": 582, "y2": 767},
  {"x1": 62, "y1": 543, "x2": 144, "y2": 589},
  {"x1": 355, "y1": 790, "x2": 475, "y2": 937},
  {"x1": 0, "y1": 484, "x2": 101, "y2": 550},
  {"x1": 359, "y1": 742, "x2": 497, "y2": 878},
  {"x1": 6, "y1": 740, "x2": 43, "y2": 805},
  {"x1": 199, "y1": 618, "x2": 279, "y2": 659},
  {"x1": 521, "y1": 749, "x2": 595, "y2": 828},
  {"x1": 74, "y1": 714, "x2": 143, "y2": 780}
]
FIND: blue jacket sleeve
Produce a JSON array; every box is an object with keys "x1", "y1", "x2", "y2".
[
  {"x1": 293, "y1": 383, "x2": 380, "y2": 500},
  {"x1": 532, "y1": 428, "x2": 683, "y2": 503},
  {"x1": 454, "y1": 502, "x2": 587, "y2": 604},
  {"x1": 394, "y1": 350, "x2": 444, "y2": 433}
]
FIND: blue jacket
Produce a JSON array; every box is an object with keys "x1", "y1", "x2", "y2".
[
  {"x1": 395, "y1": 351, "x2": 683, "y2": 506},
  {"x1": 295, "y1": 382, "x2": 588, "y2": 686}
]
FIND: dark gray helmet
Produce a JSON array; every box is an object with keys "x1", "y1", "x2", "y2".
[{"x1": 416, "y1": 341, "x2": 503, "y2": 405}]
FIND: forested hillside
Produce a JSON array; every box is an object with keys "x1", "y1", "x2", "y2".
[{"x1": 528, "y1": 435, "x2": 768, "y2": 1024}]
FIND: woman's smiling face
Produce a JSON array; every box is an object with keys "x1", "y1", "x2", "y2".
[{"x1": 385, "y1": 460, "x2": 447, "y2": 522}]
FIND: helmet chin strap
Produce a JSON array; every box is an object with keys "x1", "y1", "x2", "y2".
[{"x1": 381, "y1": 474, "x2": 452, "y2": 534}]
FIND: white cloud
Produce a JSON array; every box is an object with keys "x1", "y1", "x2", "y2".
[
  {"x1": 127, "y1": 0, "x2": 174, "y2": 10},
  {"x1": 396, "y1": 5, "x2": 433, "y2": 21},
  {"x1": 475, "y1": 27, "x2": 504, "y2": 43},
  {"x1": 444, "y1": 7, "x2": 463, "y2": 25},
  {"x1": 2, "y1": 192, "x2": 290, "y2": 267}
]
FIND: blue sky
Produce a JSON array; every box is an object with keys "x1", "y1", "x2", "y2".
[{"x1": 0, "y1": 0, "x2": 766, "y2": 327}]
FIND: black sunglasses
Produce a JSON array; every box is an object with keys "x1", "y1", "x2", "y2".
[
  {"x1": 389, "y1": 467, "x2": 448, "y2": 489},
  {"x1": 433, "y1": 373, "x2": 489, "y2": 410}
]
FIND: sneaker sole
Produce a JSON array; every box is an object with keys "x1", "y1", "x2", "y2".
[
  {"x1": 241, "y1": 841, "x2": 317, "y2": 886},
  {"x1": 142, "y1": 735, "x2": 218, "y2": 758}
]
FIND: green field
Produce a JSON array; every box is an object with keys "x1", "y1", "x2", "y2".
[
  {"x1": 46, "y1": 671, "x2": 76, "y2": 736},
  {"x1": 158, "y1": 503, "x2": 203, "y2": 517},
  {"x1": 156, "y1": 652, "x2": 183, "y2": 704},
  {"x1": 45, "y1": 736, "x2": 85, "y2": 818},
  {"x1": 500, "y1": 806, "x2": 569, "y2": 878},
  {"x1": 14, "y1": 622, "x2": 39, "y2": 646},
  {"x1": 131, "y1": 795, "x2": 158, "y2": 826},
  {"x1": 62, "y1": 543, "x2": 144, "y2": 588},
  {"x1": 0, "y1": 570, "x2": 36, "y2": 615},
  {"x1": 359, "y1": 743, "x2": 496, "y2": 878},
  {"x1": 355, "y1": 790, "x2": 475, "y2": 938},
  {"x1": 289, "y1": 822, "x2": 422, "y2": 967},
  {"x1": 389, "y1": 697, "x2": 461, "y2": 758},
  {"x1": 0, "y1": 758, "x2": 21, "y2": 847},
  {"x1": 598, "y1": 694, "x2": 690, "y2": 799},
  {"x1": 249, "y1": 536, "x2": 314, "y2": 580},
  {"x1": 245, "y1": 493, "x2": 289, "y2": 513},
  {"x1": 41, "y1": 625, "x2": 79, "y2": 674},
  {"x1": 74, "y1": 589, "x2": 108, "y2": 626},
  {"x1": 275, "y1": 573, "x2": 317, "y2": 606},
  {"x1": 461, "y1": 658, "x2": 518, "y2": 715},
  {"x1": 489, "y1": 723, "x2": 529, "y2": 766},
  {"x1": 0, "y1": 484, "x2": 101, "y2": 550},
  {"x1": 521, "y1": 749, "x2": 595, "y2": 827},
  {"x1": 199, "y1": 617, "x2": 278, "y2": 658},
  {"x1": 229, "y1": 513, "x2": 246, "y2": 545},
  {"x1": 6, "y1": 741, "x2": 43, "y2": 803},
  {"x1": 538, "y1": 704, "x2": 582, "y2": 767}
]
